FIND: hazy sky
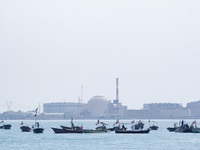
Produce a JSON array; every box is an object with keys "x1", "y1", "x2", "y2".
[{"x1": 0, "y1": 0, "x2": 200, "y2": 112}]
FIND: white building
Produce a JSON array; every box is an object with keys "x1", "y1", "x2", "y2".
[{"x1": 43, "y1": 102, "x2": 83, "y2": 116}]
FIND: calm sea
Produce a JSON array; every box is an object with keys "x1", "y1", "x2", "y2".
[{"x1": 1, "y1": 120, "x2": 200, "y2": 150}]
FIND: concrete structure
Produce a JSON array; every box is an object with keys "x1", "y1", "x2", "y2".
[
  {"x1": 186, "y1": 100, "x2": 200, "y2": 118},
  {"x1": 127, "y1": 103, "x2": 191, "y2": 119},
  {"x1": 143, "y1": 103, "x2": 183, "y2": 110},
  {"x1": 111, "y1": 78, "x2": 127, "y2": 117},
  {"x1": 0, "y1": 111, "x2": 33, "y2": 120},
  {"x1": 127, "y1": 109, "x2": 191, "y2": 119},
  {"x1": 43, "y1": 95, "x2": 127, "y2": 118},
  {"x1": 43, "y1": 79, "x2": 127, "y2": 118},
  {"x1": 86, "y1": 96, "x2": 111, "y2": 117},
  {"x1": 86, "y1": 95, "x2": 127, "y2": 118},
  {"x1": 43, "y1": 102, "x2": 84, "y2": 117}
]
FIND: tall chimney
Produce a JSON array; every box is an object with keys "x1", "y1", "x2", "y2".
[{"x1": 116, "y1": 78, "x2": 119, "y2": 103}]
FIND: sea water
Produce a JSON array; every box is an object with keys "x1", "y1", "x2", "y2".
[{"x1": 1, "y1": 120, "x2": 200, "y2": 150}]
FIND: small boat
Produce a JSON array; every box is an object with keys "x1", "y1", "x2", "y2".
[
  {"x1": 148, "y1": 120, "x2": 159, "y2": 130},
  {"x1": 0, "y1": 120, "x2": 12, "y2": 129},
  {"x1": 149, "y1": 125, "x2": 159, "y2": 130},
  {"x1": 33, "y1": 128, "x2": 44, "y2": 133},
  {"x1": 175, "y1": 124, "x2": 192, "y2": 133},
  {"x1": 115, "y1": 129, "x2": 150, "y2": 134},
  {"x1": 51, "y1": 127, "x2": 83, "y2": 134},
  {"x1": 191, "y1": 128, "x2": 200, "y2": 133},
  {"x1": 167, "y1": 122, "x2": 179, "y2": 132},
  {"x1": 167, "y1": 127, "x2": 177, "y2": 132},
  {"x1": 174, "y1": 121, "x2": 193, "y2": 133},
  {"x1": 60, "y1": 118, "x2": 82, "y2": 131},
  {"x1": 32, "y1": 108, "x2": 44, "y2": 133},
  {"x1": 32, "y1": 122, "x2": 44, "y2": 133},
  {"x1": 20, "y1": 126, "x2": 31, "y2": 132},
  {"x1": 175, "y1": 127, "x2": 192, "y2": 133},
  {"x1": 190, "y1": 120, "x2": 200, "y2": 133},
  {"x1": 3, "y1": 124, "x2": 12, "y2": 129}
]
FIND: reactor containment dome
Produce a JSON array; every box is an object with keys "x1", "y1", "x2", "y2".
[{"x1": 87, "y1": 96, "x2": 110, "y2": 117}]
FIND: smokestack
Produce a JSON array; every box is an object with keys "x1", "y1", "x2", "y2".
[{"x1": 116, "y1": 78, "x2": 119, "y2": 103}]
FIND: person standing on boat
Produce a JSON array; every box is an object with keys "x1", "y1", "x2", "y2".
[
  {"x1": 181, "y1": 120, "x2": 184, "y2": 127},
  {"x1": 71, "y1": 122, "x2": 75, "y2": 130},
  {"x1": 132, "y1": 125, "x2": 135, "y2": 131},
  {"x1": 122, "y1": 124, "x2": 125, "y2": 131},
  {"x1": 36, "y1": 122, "x2": 39, "y2": 128}
]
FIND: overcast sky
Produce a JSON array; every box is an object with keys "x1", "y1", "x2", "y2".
[{"x1": 0, "y1": 0, "x2": 200, "y2": 112}]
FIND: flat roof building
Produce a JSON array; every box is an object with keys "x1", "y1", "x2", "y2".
[
  {"x1": 143, "y1": 103, "x2": 183, "y2": 110},
  {"x1": 43, "y1": 102, "x2": 84, "y2": 117}
]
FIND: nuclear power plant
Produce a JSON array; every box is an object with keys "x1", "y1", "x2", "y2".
[
  {"x1": 43, "y1": 78, "x2": 127, "y2": 118},
  {"x1": 42, "y1": 78, "x2": 199, "y2": 119}
]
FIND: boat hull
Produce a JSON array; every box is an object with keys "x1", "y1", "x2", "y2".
[
  {"x1": 20, "y1": 126, "x2": 31, "y2": 132},
  {"x1": 60, "y1": 125, "x2": 81, "y2": 131},
  {"x1": 115, "y1": 129, "x2": 150, "y2": 134},
  {"x1": 2, "y1": 124, "x2": 12, "y2": 129},
  {"x1": 149, "y1": 125, "x2": 159, "y2": 130},
  {"x1": 33, "y1": 128, "x2": 44, "y2": 133},
  {"x1": 167, "y1": 127, "x2": 177, "y2": 132},
  {"x1": 83, "y1": 129, "x2": 108, "y2": 133},
  {"x1": 191, "y1": 128, "x2": 200, "y2": 133},
  {"x1": 175, "y1": 128, "x2": 192, "y2": 133},
  {"x1": 52, "y1": 127, "x2": 83, "y2": 133}
]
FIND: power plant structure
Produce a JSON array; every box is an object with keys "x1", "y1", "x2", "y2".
[
  {"x1": 42, "y1": 78, "x2": 193, "y2": 119},
  {"x1": 43, "y1": 78, "x2": 127, "y2": 118}
]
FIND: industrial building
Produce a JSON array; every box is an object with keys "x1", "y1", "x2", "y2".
[
  {"x1": 186, "y1": 100, "x2": 200, "y2": 118},
  {"x1": 43, "y1": 102, "x2": 84, "y2": 117},
  {"x1": 127, "y1": 103, "x2": 191, "y2": 119},
  {"x1": 127, "y1": 109, "x2": 191, "y2": 119},
  {"x1": 43, "y1": 95, "x2": 127, "y2": 118},
  {"x1": 143, "y1": 103, "x2": 183, "y2": 110},
  {"x1": 86, "y1": 95, "x2": 127, "y2": 118},
  {"x1": 43, "y1": 78, "x2": 127, "y2": 118},
  {"x1": 42, "y1": 78, "x2": 199, "y2": 119}
]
